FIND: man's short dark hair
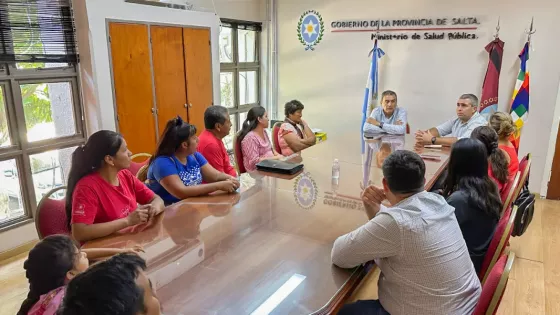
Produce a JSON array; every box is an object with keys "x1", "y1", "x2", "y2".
[
  {"x1": 204, "y1": 105, "x2": 229, "y2": 130},
  {"x1": 382, "y1": 150, "x2": 425, "y2": 194},
  {"x1": 284, "y1": 100, "x2": 305, "y2": 117},
  {"x1": 381, "y1": 90, "x2": 397, "y2": 102},
  {"x1": 59, "y1": 253, "x2": 148, "y2": 315}
]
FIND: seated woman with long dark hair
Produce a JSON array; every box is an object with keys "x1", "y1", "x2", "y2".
[
  {"x1": 238, "y1": 106, "x2": 284, "y2": 172},
  {"x1": 146, "y1": 116, "x2": 239, "y2": 205},
  {"x1": 471, "y1": 126, "x2": 510, "y2": 194},
  {"x1": 443, "y1": 138, "x2": 502, "y2": 274},
  {"x1": 278, "y1": 100, "x2": 316, "y2": 156},
  {"x1": 66, "y1": 131, "x2": 165, "y2": 242}
]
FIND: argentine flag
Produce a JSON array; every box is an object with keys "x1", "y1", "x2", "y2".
[{"x1": 361, "y1": 40, "x2": 385, "y2": 152}]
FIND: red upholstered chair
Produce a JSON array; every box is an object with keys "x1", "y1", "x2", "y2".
[
  {"x1": 35, "y1": 186, "x2": 70, "y2": 239},
  {"x1": 233, "y1": 133, "x2": 247, "y2": 174},
  {"x1": 500, "y1": 171, "x2": 520, "y2": 215},
  {"x1": 272, "y1": 122, "x2": 282, "y2": 154},
  {"x1": 480, "y1": 205, "x2": 518, "y2": 284},
  {"x1": 473, "y1": 251, "x2": 515, "y2": 315},
  {"x1": 128, "y1": 153, "x2": 151, "y2": 180}
]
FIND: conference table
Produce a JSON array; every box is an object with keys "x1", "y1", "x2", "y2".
[{"x1": 84, "y1": 133, "x2": 450, "y2": 315}]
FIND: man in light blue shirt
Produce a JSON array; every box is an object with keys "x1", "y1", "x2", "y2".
[
  {"x1": 363, "y1": 90, "x2": 407, "y2": 135},
  {"x1": 416, "y1": 93, "x2": 487, "y2": 146}
]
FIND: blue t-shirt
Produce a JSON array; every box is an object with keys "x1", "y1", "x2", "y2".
[{"x1": 147, "y1": 153, "x2": 208, "y2": 204}]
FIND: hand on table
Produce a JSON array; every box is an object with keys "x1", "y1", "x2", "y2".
[
  {"x1": 226, "y1": 176, "x2": 240, "y2": 189},
  {"x1": 415, "y1": 130, "x2": 433, "y2": 144},
  {"x1": 127, "y1": 207, "x2": 150, "y2": 226},
  {"x1": 362, "y1": 185, "x2": 386, "y2": 217},
  {"x1": 138, "y1": 204, "x2": 158, "y2": 221},
  {"x1": 123, "y1": 245, "x2": 145, "y2": 255},
  {"x1": 219, "y1": 180, "x2": 238, "y2": 193}
]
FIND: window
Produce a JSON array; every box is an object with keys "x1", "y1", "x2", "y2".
[
  {"x1": 219, "y1": 20, "x2": 261, "y2": 154},
  {"x1": 0, "y1": 0, "x2": 83, "y2": 229}
]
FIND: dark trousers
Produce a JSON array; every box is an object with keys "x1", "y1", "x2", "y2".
[{"x1": 338, "y1": 300, "x2": 390, "y2": 315}]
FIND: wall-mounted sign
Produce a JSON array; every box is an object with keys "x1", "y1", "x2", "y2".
[
  {"x1": 331, "y1": 17, "x2": 481, "y2": 41},
  {"x1": 298, "y1": 10, "x2": 325, "y2": 50}
]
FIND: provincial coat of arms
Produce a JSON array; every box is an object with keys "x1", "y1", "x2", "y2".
[
  {"x1": 297, "y1": 10, "x2": 324, "y2": 51},
  {"x1": 293, "y1": 172, "x2": 318, "y2": 210}
]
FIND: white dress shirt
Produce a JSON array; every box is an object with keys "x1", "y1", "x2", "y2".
[
  {"x1": 363, "y1": 107, "x2": 408, "y2": 135},
  {"x1": 331, "y1": 191, "x2": 481, "y2": 315},
  {"x1": 435, "y1": 111, "x2": 487, "y2": 139}
]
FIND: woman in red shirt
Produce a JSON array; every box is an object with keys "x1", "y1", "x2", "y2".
[
  {"x1": 65, "y1": 131, "x2": 164, "y2": 242},
  {"x1": 489, "y1": 112, "x2": 520, "y2": 179}
]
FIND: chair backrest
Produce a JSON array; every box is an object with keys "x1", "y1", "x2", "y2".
[
  {"x1": 512, "y1": 153, "x2": 531, "y2": 203},
  {"x1": 35, "y1": 186, "x2": 70, "y2": 239},
  {"x1": 406, "y1": 123, "x2": 410, "y2": 134},
  {"x1": 272, "y1": 122, "x2": 282, "y2": 154},
  {"x1": 473, "y1": 251, "x2": 515, "y2": 315},
  {"x1": 233, "y1": 132, "x2": 246, "y2": 174},
  {"x1": 500, "y1": 171, "x2": 520, "y2": 215},
  {"x1": 128, "y1": 153, "x2": 152, "y2": 179},
  {"x1": 480, "y1": 205, "x2": 518, "y2": 284}
]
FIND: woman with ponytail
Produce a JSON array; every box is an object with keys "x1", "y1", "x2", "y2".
[
  {"x1": 471, "y1": 126, "x2": 510, "y2": 193},
  {"x1": 238, "y1": 106, "x2": 284, "y2": 172},
  {"x1": 489, "y1": 111, "x2": 520, "y2": 180},
  {"x1": 66, "y1": 131, "x2": 164, "y2": 242},
  {"x1": 18, "y1": 235, "x2": 142, "y2": 315},
  {"x1": 146, "y1": 116, "x2": 239, "y2": 205}
]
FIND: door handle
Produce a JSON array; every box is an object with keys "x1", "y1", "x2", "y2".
[{"x1": 184, "y1": 103, "x2": 193, "y2": 108}]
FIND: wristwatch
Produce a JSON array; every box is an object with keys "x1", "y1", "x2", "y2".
[
  {"x1": 379, "y1": 122, "x2": 384, "y2": 129},
  {"x1": 431, "y1": 136, "x2": 437, "y2": 144}
]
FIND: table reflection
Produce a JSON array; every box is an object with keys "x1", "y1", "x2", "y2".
[{"x1": 84, "y1": 134, "x2": 450, "y2": 315}]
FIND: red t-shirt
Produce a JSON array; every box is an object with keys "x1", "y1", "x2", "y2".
[
  {"x1": 197, "y1": 129, "x2": 237, "y2": 177},
  {"x1": 71, "y1": 170, "x2": 155, "y2": 225}
]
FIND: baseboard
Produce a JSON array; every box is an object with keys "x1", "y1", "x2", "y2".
[{"x1": 0, "y1": 240, "x2": 38, "y2": 264}]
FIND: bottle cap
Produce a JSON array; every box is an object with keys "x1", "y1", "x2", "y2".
[{"x1": 334, "y1": 158, "x2": 339, "y2": 163}]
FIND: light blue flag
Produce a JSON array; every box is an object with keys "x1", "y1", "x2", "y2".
[{"x1": 361, "y1": 40, "x2": 385, "y2": 153}]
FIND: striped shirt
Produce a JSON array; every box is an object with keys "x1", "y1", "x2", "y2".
[
  {"x1": 241, "y1": 130, "x2": 274, "y2": 172},
  {"x1": 331, "y1": 191, "x2": 481, "y2": 315}
]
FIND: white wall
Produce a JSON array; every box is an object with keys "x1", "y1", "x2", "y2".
[
  {"x1": 276, "y1": 0, "x2": 560, "y2": 194},
  {"x1": 0, "y1": 0, "x2": 264, "y2": 255}
]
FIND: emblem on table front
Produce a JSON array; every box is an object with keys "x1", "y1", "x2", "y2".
[
  {"x1": 297, "y1": 10, "x2": 324, "y2": 51},
  {"x1": 294, "y1": 172, "x2": 318, "y2": 210}
]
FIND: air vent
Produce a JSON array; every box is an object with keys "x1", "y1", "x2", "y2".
[{"x1": 125, "y1": 0, "x2": 194, "y2": 10}]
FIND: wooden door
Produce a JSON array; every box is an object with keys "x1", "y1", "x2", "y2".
[
  {"x1": 183, "y1": 28, "x2": 213, "y2": 134},
  {"x1": 108, "y1": 23, "x2": 157, "y2": 155},
  {"x1": 150, "y1": 26, "x2": 188, "y2": 136},
  {"x1": 547, "y1": 122, "x2": 560, "y2": 199}
]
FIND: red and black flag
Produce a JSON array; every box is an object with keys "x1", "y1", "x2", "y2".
[{"x1": 479, "y1": 38, "x2": 505, "y2": 118}]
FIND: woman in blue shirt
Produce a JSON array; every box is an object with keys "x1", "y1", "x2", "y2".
[{"x1": 146, "y1": 116, "x2": 240, "y2": 204}]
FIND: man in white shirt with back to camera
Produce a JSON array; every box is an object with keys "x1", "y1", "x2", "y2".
[
  {"x1": 332, "y1": 150, "x2": 481, "y2": 315},
  {"x1": 363, "y1": 90, "x2": 407, "y2": 135}
]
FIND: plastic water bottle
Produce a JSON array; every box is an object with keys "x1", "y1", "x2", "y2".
[
  {"x1": 332, "y1": 159, "x2": 340, "y2": 179},
  {"x1": 332, "y1": 159, "x2": 340, "y2": 197}
]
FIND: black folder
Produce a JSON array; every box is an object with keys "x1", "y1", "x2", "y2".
[{"x1": 256, "y1": 159, "x2": 304, "y2": 175}]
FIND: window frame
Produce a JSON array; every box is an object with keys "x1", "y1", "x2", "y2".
[
  {"x1": 219, "y1": 19, "x2": 262, "y2": 133},
  {"x1": 0, "y1": 64, "x2": 84, "y2": 231}
]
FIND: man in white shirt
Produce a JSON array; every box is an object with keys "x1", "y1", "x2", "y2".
[
  {"x1": 363, "y1": 90, "x2": 408, "y2": 135},
  {"x1": 415, "y1": 93, "x2": 487, "y2": 146},
  {"x1": 332, "y1": 150, "x2": 481, "y2": 315}
]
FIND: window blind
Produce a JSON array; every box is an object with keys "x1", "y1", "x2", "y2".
[
  {"x1": 0, "y1": 0, "x2": 78, "y2": 63},
  {"x1": 221, "y1": 19, "x2": 262, "y2": 32}
]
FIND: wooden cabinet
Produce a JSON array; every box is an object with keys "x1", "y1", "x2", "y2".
[{"x1": 108, "y1": 22, "x2": 213, "y2": 154}]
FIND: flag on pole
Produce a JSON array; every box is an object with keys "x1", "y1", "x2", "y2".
[
  {"x1": 509, "y1": 42, "x2": 530, "y2": 151},
  {"x1": 361, "y1": 39, "x2": 384, "y2": 152},
  {"x1": 479, "y1": 38, "x2": 505, "y2": 118}
]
